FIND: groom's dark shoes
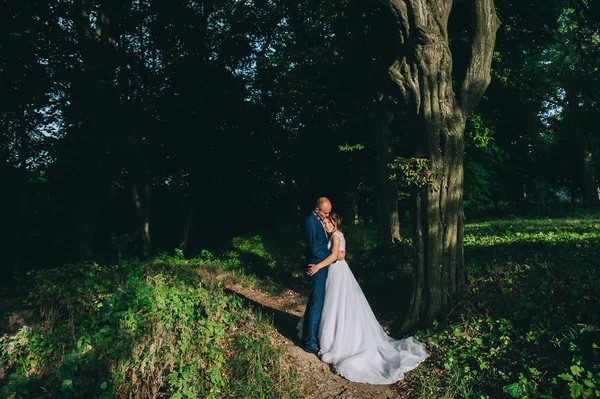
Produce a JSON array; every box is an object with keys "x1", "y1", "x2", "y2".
[{"x1": 303, "y1": 346, "x2": 319, "y2": 355}]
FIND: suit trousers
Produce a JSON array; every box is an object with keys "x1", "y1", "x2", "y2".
[{"x1": 303, "y1": 266, "x2": 329, "y2": 350}]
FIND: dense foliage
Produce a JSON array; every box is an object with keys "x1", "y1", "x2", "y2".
[
  {"x1": 0, "y1": 263, "x2": 299, "y2": 398},
  {"x1": 1, "y1": 0, "x2": 599, "y2": 275}
]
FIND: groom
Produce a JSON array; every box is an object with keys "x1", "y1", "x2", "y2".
[{"x1": 302, "y1": 197, "x2": 343, "y2": 354}]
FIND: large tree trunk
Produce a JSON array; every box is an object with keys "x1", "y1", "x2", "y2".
[
  {"x1": 382, "y1": 0, "x2": 500, "y2": 331},
  {"x1": 374, "y1": 93, "x2": 402, "y2": 246}
]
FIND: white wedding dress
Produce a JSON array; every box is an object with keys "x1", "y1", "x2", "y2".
[{"x1": 298, "y1": 231, "x2": 428, "y2": 384}]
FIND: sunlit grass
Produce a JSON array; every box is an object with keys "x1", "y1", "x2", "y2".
[{"x1": 465, "y1": 215, "x2": 600, "y2": 248}]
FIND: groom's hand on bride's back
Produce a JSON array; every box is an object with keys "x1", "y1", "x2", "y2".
[{"x1": 337, "y1": 250, "x2": 346, "y2": 261}]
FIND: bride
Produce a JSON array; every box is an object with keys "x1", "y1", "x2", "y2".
[{"x1": 298, "y1": 213, "x2": 428, "y2": 385}]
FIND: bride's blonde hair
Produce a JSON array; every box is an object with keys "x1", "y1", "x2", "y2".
[{"x1": 328, "y1": 212, "x2": 342, "y2": 232}]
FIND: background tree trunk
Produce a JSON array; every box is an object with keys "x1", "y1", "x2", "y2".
[
  {"x1": 570, "y1": 181, "x2": 577, "y2": 206},
  {"x1": 565, "y1": 88, "x2": 599, "y2": 207},
  {"x1": 69, "y1": 0, "x2": 120, "y2": 261},
  {"x1": 13, "y1": 115, "x2": 29, "y2": 279},
  {"x1": 382, "y1": 0, "x2": 500, "y2": 331},
  {"x1": 374, "y1": 93, "x2": 402, "y2": 247},
  {"x1": 72, "y1": 198, "x2": 101, "y2": 261},
  {"x1": 581, "y1": 140, "x2": 599, "y2": 207},
  {"x1": 344, "y1": 191, "x2": 361, "y2": 226},
  {"x1": 179, "y1": 207, "x2": 195, "y2": 252},
  {"x1": 132, "y1": 177, "x2": 152, "y2": 259}
]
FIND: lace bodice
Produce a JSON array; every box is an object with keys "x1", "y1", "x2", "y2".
[{"x1": 328, "y1": 231, "x2": 346, "y2": 251}]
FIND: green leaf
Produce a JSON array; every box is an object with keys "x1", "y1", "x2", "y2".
[
  {"x1": 569, "y1": 382, "x2": 583, "y2": 398},
  {"x1": 338, "y1": 143, "x2": 365, "y2": 152},
  {"x1": 560, "y1": 373, "x2": 575, "y2": 382},
  {"x1": 582, "y1": 379, "x2": 595, "y2": 388},
  {"x1": 503, "y1": 382, "x2": 526, "y2": 397},
  {"x1": 62, "y1": 380, "x2": 73, "y2": 389},
  {"x1": 582, "y1": 388, "x2": 595, "y2": 399}
]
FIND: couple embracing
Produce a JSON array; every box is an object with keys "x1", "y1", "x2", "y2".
[{"x1": 298, "y1": 197, "x2": 428, "y2": 385}]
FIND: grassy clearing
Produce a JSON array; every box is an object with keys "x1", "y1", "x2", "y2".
[{"x1": 0, "y1": 262, "x2": 299, "y2": 398}]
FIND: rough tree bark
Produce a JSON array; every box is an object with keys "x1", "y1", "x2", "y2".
[
  {"x1": 374, "y1": 93, "x2": 402, "y2": 246},
  {"x1": 380, "y1": 0, "x2": 500, "y2": 331}
]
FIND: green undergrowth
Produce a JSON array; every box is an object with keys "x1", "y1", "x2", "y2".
[
  {"x1": 400, "y1": 213, "x2": 600, "y2": 398},
  {"x1": 157, "y1": 223, "x2": 379, "y2": 295},
  {"x1": 0, "y1": 262, "x2": 299, "y2": 398},
  {"x1": 12, "y1": 212, "x2": 597, "y2": 398},
  {"x1": 170, "y1": 212, "x2": 600, "y2": 398},
  {"x1": 166, "y1": 213, "x2": 600, "y2": 398}
]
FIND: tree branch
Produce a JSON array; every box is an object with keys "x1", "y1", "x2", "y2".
[
  {"x1": 385, "y1": 0, "x2": 410, "y2": 45},
  {"x1": 384, "y1": 0, "x2": 425, "y2": 110},
  {"x1": 458, "y1": 0, "x2": 500, "y2": 115}
]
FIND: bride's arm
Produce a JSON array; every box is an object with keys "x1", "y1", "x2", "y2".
[{"x1": 307, "y1": 235, "x2": 341, "y2": 276}]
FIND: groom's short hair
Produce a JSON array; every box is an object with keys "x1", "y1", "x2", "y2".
[{"x1": 315, "y1": 197, "x2": 331, "y2": 209}]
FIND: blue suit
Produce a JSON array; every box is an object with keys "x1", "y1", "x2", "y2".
[{"x1": 302, "y1": 211, "x2": 330, "y2": 351}]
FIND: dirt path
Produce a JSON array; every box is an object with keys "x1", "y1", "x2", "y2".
[{"x1": 195, "y1": 268, "x2": 402, "y2": 399}]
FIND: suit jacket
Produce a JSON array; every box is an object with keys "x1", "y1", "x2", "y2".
[{"x1": 304, "y1": 211, "x2": 330, "y2": 266}]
